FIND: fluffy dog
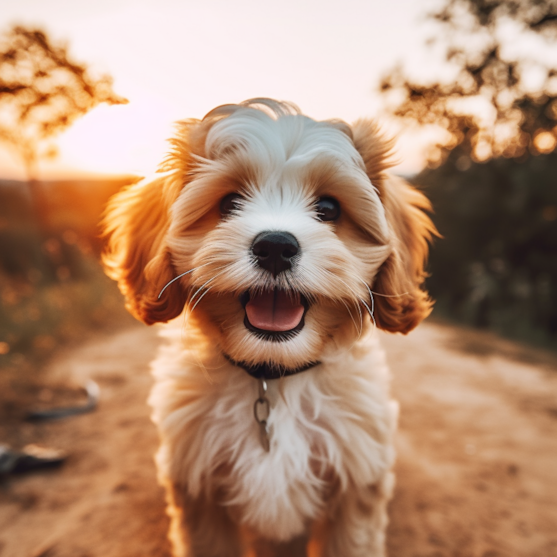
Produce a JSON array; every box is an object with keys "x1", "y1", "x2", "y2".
[{"x1": 103, "y1": 98, "x2": 435, "y2": 557}]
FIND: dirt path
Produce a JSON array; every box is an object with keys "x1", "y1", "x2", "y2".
[{"x1": 1, "y1": 322, "x2": 556, "y2": 557}]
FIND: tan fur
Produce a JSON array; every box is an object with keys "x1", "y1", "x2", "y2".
[
  {"x1": 102, "y1": 173, "x2": 186, "y2": 324},
  {"x1": 352, "y1": 120, "x2": 438, "y2": 333}
]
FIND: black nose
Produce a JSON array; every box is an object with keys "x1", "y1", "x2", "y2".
[{"x1": 251, "y1": 231, "x2": 300, "y2": 277}]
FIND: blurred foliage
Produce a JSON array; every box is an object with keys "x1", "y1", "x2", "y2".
[
  {"x1": 414, "y1": 149, "x2": 557, "y2": 346},
  {"x1": 0, "y1": 178, "x2": 137, "y2": 373},
  {"x1": 0, "y1": 25, "x2": 127, "y2": 179},
  {"x1": 380, "y1": 0, "x2": 557, "y2": 348},
  {"x1": 381, "y1": 0, "x2": 557, "y2": 164}
]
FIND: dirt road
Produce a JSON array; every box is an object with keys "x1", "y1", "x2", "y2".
[{"x1": 1, "y1": 322, "x2": 556, "y2": 557}]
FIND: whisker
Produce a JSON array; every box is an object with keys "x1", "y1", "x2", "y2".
[
  {"x1": 368, "y1": 289, "x2": 409, "y2": 298},
  {"x1": 320, "y1": 269, "x2": 364, "y2": 337},
  {"x1": 357, "y1": 278, "x2": 377, "y2": 328},
  {"x1": 354, "y1": 297, "x2": 363, "y2": 333},
  {"x1": 369, "y1": 293, "x2": 376, "y2": 328},
  {"x1": 187, "y1": 266, "x2": 229, "y2": 308},
  {"x1": 339, "y1": 297, "x2": 361, "y2": 337},
  {"x1": 158, "y1": 262, "x2": 212, "y2": 299},
  {"x1": 349, "y1": 297, "x2": 363, "y2": 338},
  {"x1": 189, "y1": 287, "x2": 212, "y2": 315},
  {"x1": 359, "y1": 296, "x2": 376, "y2": 328}
]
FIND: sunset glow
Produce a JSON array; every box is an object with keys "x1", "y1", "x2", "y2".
[{"x1": 0, "y1": 0, "x2": 438, "y2": 179}]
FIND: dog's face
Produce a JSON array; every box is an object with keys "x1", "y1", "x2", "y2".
[{"x1": 103, "y1": 99, "x2": 435, "y2": 371}]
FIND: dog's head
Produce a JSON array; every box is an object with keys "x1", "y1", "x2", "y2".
[{"x1": 103, "y1": 99, "x2": 436, "y2": 371}]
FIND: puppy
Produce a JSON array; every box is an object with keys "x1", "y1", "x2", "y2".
[{"x1": 103, "y1": 98, "x2": 435, "y2": 557}]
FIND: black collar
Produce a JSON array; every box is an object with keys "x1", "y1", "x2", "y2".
[{"x1": 224, "y1": 355, "x2": 320, "y2": 380}]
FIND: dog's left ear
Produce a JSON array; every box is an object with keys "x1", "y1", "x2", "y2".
[{"x1": 352, "y1": 119, "x2": 438, "y2": 334}]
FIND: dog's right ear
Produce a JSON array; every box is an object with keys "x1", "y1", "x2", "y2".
[
  {"x1": 102, "y1": 115, "x2": 229, "y2": 325},
  {"x1": 102, "y1": 173, "x2": 187, "y2": 325}
]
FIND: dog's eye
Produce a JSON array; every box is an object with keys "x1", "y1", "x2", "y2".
[
  {"x1": 220, "y1": 193, "x2": 244, "y2": 217},
  {"x1": 315, "y1": 197, "x2": 341, "y2": 222}
]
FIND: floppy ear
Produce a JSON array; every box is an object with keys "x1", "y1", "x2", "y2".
[
  {"x1": 352, "y1": 119, "x2": 438, "y2": 334},
  {"x1": 102, "y1": 113, "x2": 231, "y2": 325},
  {"x1": 102, "y1": 173, "x2": 187, "y2": 325}
]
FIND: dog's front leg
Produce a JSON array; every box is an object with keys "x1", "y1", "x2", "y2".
[
  {"x1": 166, "y1": 483, "x2": 243, "y2": 557},
  {"x1": 321, "y1": 473, "x2": 394, "y2": 557}
]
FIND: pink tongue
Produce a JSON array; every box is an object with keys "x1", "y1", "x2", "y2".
[{"x1": 246, "y1": 290, "x2": 304, "y2": 332}]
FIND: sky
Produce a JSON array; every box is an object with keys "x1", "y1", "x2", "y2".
[{"x1": 0, "y1": 0, "x2": 440, "y2": 179}]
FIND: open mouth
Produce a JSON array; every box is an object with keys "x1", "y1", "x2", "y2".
[{"x1": 240, "y1": 289, "x2": 308, "y2": 341}]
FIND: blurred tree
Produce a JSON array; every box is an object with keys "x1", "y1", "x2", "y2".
[
  {"x1": 380, "y1": 0, "x2": 557, "y2": 166},
  {"x1": 379, "y1": 0, "x2": 557, "y2": 346},
  {"x1": 0, "y1": 25, "x2": 127, "y2": 180},
  {"x1": 413, "y1": 147, "x2": 557, "y2": 345}
]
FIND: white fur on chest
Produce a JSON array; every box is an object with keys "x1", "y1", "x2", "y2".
[{"x1": 149, "y1": 326, "x2": 397, "y2": 541}]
